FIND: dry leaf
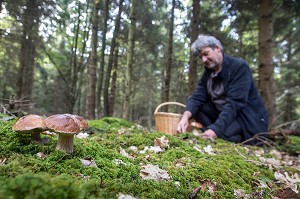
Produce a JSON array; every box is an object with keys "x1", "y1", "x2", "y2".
[
  {"x1": 140, "y1": 146, "x2": 163, "y2": 154},
  {"x1": 259, "y1": 157, "x2": 281, "y2": 168},
  {"x1": 254, "y1": 149, "x2": 265, "y2": 157},
  {"x1": 120, "y1": 147, "x2": 134, "y2": 159},
  {"x1": 0, "y1": 157, "x2": 7, "y2": 165},
  {"x1": 117, "y1": 193, "x2": 137, "y2": 199},
  {"x1": 113, "y1": 159, "x2": 128, "y2": 166},
  {"x1": 190, "y1": 179, "x2": 217, "y2": 199},
  {"x1": 275, "y1": 187, "x2": 300, "y2": 199},
  {"x1": 203, "y1": 145, "x2": 216, "y2": 155},
  {"x1": 140, "y1": 164, "x2": 172, "y2": 181},
  {"x1": 270, "y1": 149, "x2": 283, "y2": 159},
  {"x1": 80, "y1": 157, "x2": 97, "y2": 167},
  {"x1": 154, "y1": 135, "x2": 169, "y2": 149},
  {"x1": 193, "y1": 145, "x2": 203, "y2": 153},
  {"x1": 118, "y1": 128, "x2": 129, "y2": 135},
  {"x1": 274, "y1": 171, "x2": 299, "y2": 193},
  {"x1": 234, "y1": 189, "x2": 249, "y2": 199},
  {"x1": 36, "y1": 152, "x2": 46, "y2": 159},
  {"x1": 128, "y1": 146, "x2": 138, "y2": 153}
]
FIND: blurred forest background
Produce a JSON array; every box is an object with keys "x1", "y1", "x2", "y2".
[{"x1": 0, "y1": 0, "x2": 299, "y2": 130}]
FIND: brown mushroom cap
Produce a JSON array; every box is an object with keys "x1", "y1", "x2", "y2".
[
  {"x1": 12, "y1": 114, "x2": 47, "y2": 133},
  {"x1": 44, "y1": 114, "x2": 81, "y2": 134},
  {"x1": 64, "y1": 114, "x2": 88, "y2": 131}
]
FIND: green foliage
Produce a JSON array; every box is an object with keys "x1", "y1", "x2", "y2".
[{"x1": 0, "y1": 117, "x2": 299, "y2": 198}]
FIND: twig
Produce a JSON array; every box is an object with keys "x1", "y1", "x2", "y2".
[
  {"x1": 189, "y1": 186, "x2": 201, "y2": 199},
  {"x1": 0, "y1": 104, "x2": 17, "y2": 118},
  {"x1": 268, "y1": 111, "x2": 285, "y2": 129},
  {"x1": 240, "y1": 132, "x2": 274, "y2": 147},
  {"x1": 233, "y1": 144, "x2": 264, "y2": 166},
  {"x1": 272, "y1": 119, "x2": 300, "y2": 129},
  {"x1": 48, "y1": 153, "x2": 68, "y2": 168}
]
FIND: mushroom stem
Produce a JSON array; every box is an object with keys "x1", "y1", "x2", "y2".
[
  {"x1": 56, "y1": 134, "x2": 75, "y2": 154},
  {"x1": 31, "y1": 130, "x2": 43, "y2": 143}
]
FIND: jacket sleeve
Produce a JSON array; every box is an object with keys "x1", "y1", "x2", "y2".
[
  {"x1": 185, "y1": 72, "x2": 209, "y2": 116},
  {"x1": 208, "y1": 59, "x2": 252, "y2": 137}
]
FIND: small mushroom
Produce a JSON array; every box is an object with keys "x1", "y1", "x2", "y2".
[
  {"x1": 44, "y1": 114, "x2": 87, "y2": 154},
  {"x1": 12, "y1": 114, "x2": 48, "y2": 144}
]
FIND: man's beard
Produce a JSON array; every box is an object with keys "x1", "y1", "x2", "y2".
[{"x1": 204, "y1": 60, "x2": 218, "y2": 70}]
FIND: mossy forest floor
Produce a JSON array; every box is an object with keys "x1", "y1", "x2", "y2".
[{"x1": 0, "y1": 115, "x2": 299, "y2": 199}]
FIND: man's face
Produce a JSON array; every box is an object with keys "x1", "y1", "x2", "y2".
[{"x1": 199, "y1": 46, "x2": 222, "y2": 72}]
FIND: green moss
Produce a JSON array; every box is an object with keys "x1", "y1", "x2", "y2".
[
  {"x1": 0, "y1": 116, "x2": 298, "y2": 198},
  {"x1": 276, "y1": 136, "x2": 300, "y2": 155}
]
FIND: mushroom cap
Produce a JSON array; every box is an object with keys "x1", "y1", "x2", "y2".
[
  {"x1": 12, "y1": 114, "x2": 47, "y2": 133},
  {"x1": 64, "y1": 114, "x2": 88, "y2": 130},
  {"x1": 44, "y1": 114, "x2": 81, "y2": 134}
]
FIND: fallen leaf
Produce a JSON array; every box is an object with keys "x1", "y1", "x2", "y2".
[
  {"x1": 140, "y1": 164, "x2": 172, "y2": 181},
  {"x1": 154, "y1": 135, "x2": 169, "y2": 149},
  {"x1": 259, "y1": 157, "x2": 281, "y2": 168},
  {"x1": 117, "y1": 193, "x2": 137, "y2": 199},
  {"x1": 254, "y1": 149, "x2": 265, "y2": 157},
  {"x1": 120, "y1": 147, "x2": 134, "y2": 159},
  {"x1": 0, "y1": 157, "x2": 7, "y2": 165},
  {"x1": 80, "y1": 157, "x2": 97, "y2": 167},
  {"x1": 36, "y1": 152, "x2": 46, "y2": 159},
  {"x1": 193, "y1": 145, "x2": 203, "y2": 153},
  {"x1": 275, "y1": 187, "x2": 300, "y2": 199},
  {"x1": 270, "y1": 149, "x2": 283, "y2": 159},
  {"x1": 113, "y1": 159, "x2": 128, "y2": 166},
  {"x1": 234, "y1": 189, "x2": 249, "y2": 199},
  {"x1": 190, "y1": 179, "x2": 217, "y2": 199},
  {"x1": 274, "y1": 171, "x2": 299, "y2": 193},
  {"x1": 128, "y1": 146, "x2": 138, "y2": 153},
  {"x1": 203, "y1": 145, "x2": 216, "y2": 155},
  {"x1": 174, "y1": 181, "x2": 180, "y2": 189},
  {"x1": 140, "y1": 146, "x2": 163, "y2": 154}
]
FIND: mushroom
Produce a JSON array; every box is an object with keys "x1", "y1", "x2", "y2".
[
  {"x1": 44, "y1": 114, "x2": 87, "y2": 153},
  {"x1": 12, "y1": 114, "x2": 48, "y2": 144},
  {"x1": 189, "y1": 120, "x2": 203, "y2": 129}
]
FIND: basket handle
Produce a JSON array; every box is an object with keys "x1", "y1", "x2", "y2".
[{"x1": 154, "y1": 102, "x2": 186, "y2": 114}]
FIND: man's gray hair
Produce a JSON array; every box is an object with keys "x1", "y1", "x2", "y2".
[{"x1": 191, "y1": 35, "x2": 223, "y2": 56}]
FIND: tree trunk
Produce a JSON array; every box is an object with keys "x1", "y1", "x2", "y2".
[
  {"x1": 87, "y1": 1, "x2": 99, "y2": 119},
  {"x1": 66, "y1": 1, "x2": 82, "y2": 113},
  {"x1": 161, "y1": 0, "x2": 175, "y2": 111},
  {"x1": 258, "y1": 0, "x2": 276, "y2": 127},
  {"x1": 97, "y1": 0, "x2": 109, "y2": 118},
  {"x1": 122, "y1": 0, "x2": 136, "y2": 119},
  {"x1": 76, "y1": 2, "x2": 90, "y2": 115},
  {"x1": 188, "y1": 0, "x2": 200, "y2": 96},
  {"x1": 66, "y1": 1, "x2": 90, "y2": 114},
  {"x1": 109, "y1": 43, "x2": 119, "y2": 116},
  {"x1": 17, "y1": 0, "x2": 39, "y2": 112},
  {"x1": 0, "y1": 0, "x2": 3, "y2": 13},
  {"x1": 103, "y1": 0, "x2": 123, "y2": 117}
]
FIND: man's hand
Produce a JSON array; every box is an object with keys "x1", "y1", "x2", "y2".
[
  {"x1": 176, "y1": 111, "x2": 192, "y2": 133},
  {"x1": 199, "y1": 129, "x2": 217, "y2": 139}
]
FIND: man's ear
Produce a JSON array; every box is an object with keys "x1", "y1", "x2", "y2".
[{"x1": 215, "y1": 45, "x2": 221, "y2": 52}]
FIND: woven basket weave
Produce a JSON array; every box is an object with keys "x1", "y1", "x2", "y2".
[{"x1": 154, "y1": 102, "x2": 185, "y2": 135}]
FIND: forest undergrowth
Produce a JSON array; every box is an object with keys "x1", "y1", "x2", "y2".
[{"x1": 0, "y1": 115, "x2": 299, "y2": 199}]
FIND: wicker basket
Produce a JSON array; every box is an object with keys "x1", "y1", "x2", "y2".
[{"x1": 154, "y1": 102, "x2": 185, "y2": 135}]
